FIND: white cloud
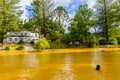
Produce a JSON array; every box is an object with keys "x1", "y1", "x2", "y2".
[
  {"x1": 20, "y1": 0, "x2": 97, "y2": 20},
  {"x1": 52, "y1": 0, "x2": 72, "y2": 7},
  {"x1": 69, "y1": 12, "x2": 75, "y2": 19},
  {"x1": 20, "y1": 0, "x2": 33, "y2": 20},
  {"x1": 87, "y1": 0, "x2": 96, "y2": 8}
]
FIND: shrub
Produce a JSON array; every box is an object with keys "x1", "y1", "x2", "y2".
[
  {"x1": 16, "y1": 45, "x2": 24, "y2": 50},
  {"x1": 34, "y1": 38, "x2": 50, "y2": 50},
  {"x1": 18, "y1": 39, "x2": 24, "y2": 44},
  {"x1": 4, "y1": 46, "x2": 10, "y2": 51},
  {"x1": 117, "y1": 37, "x2": 120, "y2": 44},
  {"x1": 87, "y1": 36, "x2": 98, "y2": 47},
  {"x1": 99, "y1": 38, "x2": 118, "y2": 45},
  {"x1": 49, "y1": 43, "x2": 66, "y2": 49},
  {"x1": 109, "y1": 38, "x2": 118, "y2": 45},
  {"x1": 99, "y1": 38, "x2": 107, "y2": 45},
  {"x1": 31, "y1": 41, "x2": 34, "y2": 44}
]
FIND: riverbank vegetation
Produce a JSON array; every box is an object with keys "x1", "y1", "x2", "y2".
[{"x1": 0, "y1": 0, "x2": 120, "y2": 50}]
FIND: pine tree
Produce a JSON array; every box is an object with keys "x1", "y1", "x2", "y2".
[
  {"x1": 31, "y1": 0, "x2": 53, "y2": 37},
  {"x1": 0, "y1": 0, "x2": 23, "y2": 45},
  {"x1": 94, "y1": 0, "x2": 115, "y2": 43}
]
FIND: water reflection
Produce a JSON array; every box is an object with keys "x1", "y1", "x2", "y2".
[
  {"x1": 0, "y1": 49, "x2": 120, "y2": 80},
  {"x1": 92, "y1": 48, "x2": 103, "y2": 66},
  {"x1": 53, "y1": 53, "x2": 75, "y2": 80},
  {"x1": 91, "y1": 49, "x2": 105, "y2": 80}
]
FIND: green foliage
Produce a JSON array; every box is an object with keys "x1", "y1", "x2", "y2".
[
  {"x1": 49, "y1": 43, "x2": 59, "y2": 49},
  {"x1": 16, "y1": 45, "x2": 24, "y2": 50},
  {"x1": 109, "y1": 38, "x2": 118, "y2": 45},
  {"x1": 87, "y1": 36, "x2": 98, "y2": 47},
  {"x1": 4, "y1": 46, "x2": 10, "y2": 51},
  {"x1": 31, "y1": 41, "x2": 34, "y2": 45},
  {"x1": 0, "y1": 0, "x2": 23, "y2": 44},
  {"x1": 99, "y1": 38, "x2": 107, "y2": 45},
  {"x1": 68, "y1": 4, "x2": 93, "y2": 46},
  {"x1": 49, "y1": 42, "x2": 66, "y2": 49},
  {"x1": 19, "y1": 19, "x2": 34, "y2": 31},
  {"x1": 52, "y1": 6, "x2": 69, "y2": 45},
  {"x1": 52, "y1": 6, "x2": 69, "y2": 23},
  {"x1": 117, "y1": 37, "x2": 120, "y2": 44},
  {"x1": 18, "y1": 39, "x2": 24, "y2": 44},
  {"x1": 95, "y1": 0, "x2": 118, "y2": 42},
  {"x1": 31, "y1": 0, "x2": 53, "y2": 36},
  {"x1": 46, "y1": 31, "x2": 60, "y2": 42},
  {"x1": 109, "y1": 27, "x2": 120, "y2": 38},
  {"x1": 99, "y1": 38, "x2": 118, "y2": 45},
  {"x1": 34, "y1": 38, "x2": 50, "y2": 50}
]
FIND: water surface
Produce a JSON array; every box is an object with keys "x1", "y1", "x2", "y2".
[{"x1": 0, "y1": 49, "x2": 120, "y2": 80}]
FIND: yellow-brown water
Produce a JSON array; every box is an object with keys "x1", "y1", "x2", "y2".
[{"x1": 0, "y1": 48, "x2": 120, "y2": 80}]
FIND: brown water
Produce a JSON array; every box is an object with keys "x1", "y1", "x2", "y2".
[{"x1": 0, "y1": 49, "x2": 120, "y2": 80}]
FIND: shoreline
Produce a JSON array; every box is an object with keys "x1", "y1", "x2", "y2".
[{"x1": 0, "y1": 48, "x2": 120, "y2": 56}]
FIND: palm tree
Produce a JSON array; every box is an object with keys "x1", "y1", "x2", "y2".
[{"x1": 52, "y1": 6, "x2": 69, "y2": 47}]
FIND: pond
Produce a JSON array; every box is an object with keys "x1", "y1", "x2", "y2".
[{"x1": 0, "y1": 49, "x2": 120, "y2": 80}]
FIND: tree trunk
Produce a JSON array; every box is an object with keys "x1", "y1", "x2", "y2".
[
  {"x1": 1, "y1": 33, "x2": 6, "y2": 48},
  {"x1": 104, "y1": 0, "x2": 109, "y2": 43}
]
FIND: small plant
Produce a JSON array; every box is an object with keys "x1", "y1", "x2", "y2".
[
  {"x1": 4, "y1": 46, "x2": 10, "y2": 51},
  {"x1": 16, "y1": 45, "x2": 24, "y2": 50}
]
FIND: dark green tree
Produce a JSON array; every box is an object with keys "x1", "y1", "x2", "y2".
[
  {"x1": 31, "y1": 0, "x2": 53, "y2": 37},
  {"x1": 19, "y1": 19, "x2": 34, "y2": 31},
  {"x1": 0, "y1": 0, "x2": 23, "y2": 45},
  {"x1": 94, "y1": 0, "x2": 115, "y2": 43},
  {"x1": 52, "y1": 6, "x2": 69, "y2": 45},
  {"x1": 69, "y1": 4, "x2": 93, "y2": 46}
]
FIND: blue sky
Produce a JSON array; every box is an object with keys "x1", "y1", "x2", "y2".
[{"x1": 20, "y1": 0, "x2": 96, "y2": 20}]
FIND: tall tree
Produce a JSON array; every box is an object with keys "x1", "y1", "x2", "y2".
[
  {"x1": 94, "y1": 0, "x2": 115, "y2": 43},
  {"x1": 52, "y1": 6, "x2": 69, "y2": 45},
  {"x1": 0, "y1": 0, "x2": 23, "y2": 45},
  {"x1": 109, "y1": 0, "x2": 120, "y2": 26},
  {"x1": 69, "y1": 4, "x2": 93, "y2": 45},
  {"x1": 108, "y1": 0, "x2": 120, "y2": 40},
  {"x1": 31, "y1": 0, "x2": 53, "y2": 37}
]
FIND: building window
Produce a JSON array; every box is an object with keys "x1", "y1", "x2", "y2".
[
  {"x1": 28, "y1": 39, "x2": 30, "y2": 41},
  {"x1": 9, "y1": 38, "x2": 12, "y2": 41},
  {"x1": 25, "y1": 33, "x2": 27, "y2": 35},
  {"x1": 33, "y1": 39, "x2": 35, "y2": 41}
]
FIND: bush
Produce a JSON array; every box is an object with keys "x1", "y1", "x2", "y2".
[
  {"x1": 109, "y1": 38, "x2": 118, "y2": 45},
  {"x1": 31, "y1": 41, "x2": 34, "y2": 44},
  {"x1": 18, "y1": 39, "x2": 24, "y2": 44},
  {"x1": 99, "y1": 38, "x2": 107, "y2": 45},
  {"x1": 49, "y1": 43, "x2": 66, "y2": 49},
  {"x1": 4, "y1": 46, "x2": 10, "y2": 51},
  {"x1": 117, "y1": 37, "x2": 120, "y2": 44},
  {"x1": 87, "y1": 36, "x2": 98, "y2": 47},
  {"x1": 99, "y1": 38, "x2": 118, "y2": 45},
  {"x1": 16, "y1": 45, "x2": 24, "y2": 50},
  {"x1": 34, "y1": 38, "x2": 50, "y2": 50}
]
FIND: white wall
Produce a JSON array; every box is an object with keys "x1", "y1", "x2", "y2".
[{"x1": 7, "y1": 31, "x2": 39, "y2": 43}]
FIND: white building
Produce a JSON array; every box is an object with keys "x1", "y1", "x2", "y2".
[{"x1": 7, "y1": 30, "x2": 39, "y2": 43}]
